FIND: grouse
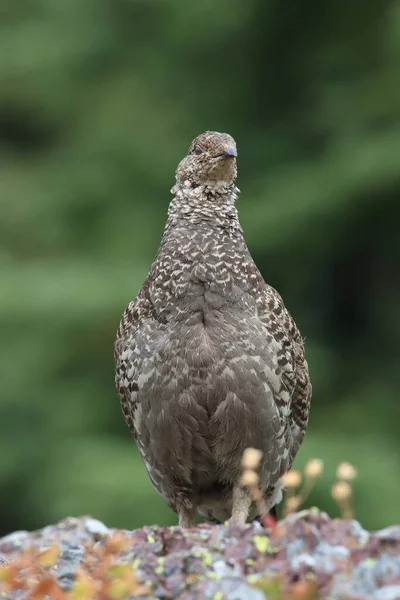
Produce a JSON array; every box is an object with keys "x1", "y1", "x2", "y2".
[{"x1": 115, "y1": 131, "x2": 311, "y2": 527}]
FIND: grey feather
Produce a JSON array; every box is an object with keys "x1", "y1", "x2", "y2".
[{"x1": 115, "y1": 131, "x2": 312, "y2": 526}]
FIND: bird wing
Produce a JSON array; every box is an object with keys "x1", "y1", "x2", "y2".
[
  {"x1": 248, "y1": 265, "x2": 312, "y2": 472},
  {"x1": 114, "y1": 286, "x2": 151, "y2": 441},
  {"x1": 114, "y1": 287, "x2": 199, "y2": 507}
]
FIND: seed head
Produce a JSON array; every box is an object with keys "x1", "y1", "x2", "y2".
[
  {"x1": 281, "y1": 470, "x2": 302, "y2": 489},
  {"x1": 331, "y1": 481, "x2": 352, "y2": 502},
  {"x1": 304, "y1": 458, "x2": 324, "y2": 479},
  {"x1": 336, "y1": 462, "x2": 357, "y2": 481},
  {"x1": 240, "y1": 470, "x2": 259, "y2": 488},
  {"x1": 241, "y1": 447, "x2": 263, "y2": 471},
  {"x1": 285, "y1": 496, "x2": 301, "y2": 513}
]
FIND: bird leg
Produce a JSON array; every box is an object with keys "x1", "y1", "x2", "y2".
[
  {"x1": 178, "y1": 505, "x2": 196, "y2": 528},
  {"x1": 231, "y1": 485, "x2": 252, "y2": 523}
]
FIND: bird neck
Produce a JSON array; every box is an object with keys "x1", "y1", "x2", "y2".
[{"x1": 167, "y1": 180, "x2": 241, "y2": 227}]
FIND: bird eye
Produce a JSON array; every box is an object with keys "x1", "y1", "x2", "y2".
[{"x1": 193, "y1": 145, "x2": 202, "y2": 155}]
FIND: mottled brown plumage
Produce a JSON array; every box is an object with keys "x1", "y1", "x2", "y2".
[{"x1": 115, "y1": 131, "x2": 311, "y2": 527}]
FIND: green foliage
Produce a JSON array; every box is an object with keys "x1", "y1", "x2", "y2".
[{"x1": 0, "y1": 1, "x2": 399, "y2": 534}]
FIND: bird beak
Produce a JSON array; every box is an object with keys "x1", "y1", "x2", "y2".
[{"x1": 218, "y1": 147, "x2": 237, "y2": 158}]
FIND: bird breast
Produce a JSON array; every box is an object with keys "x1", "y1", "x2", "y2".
[
  {"x1": 150, "y1": 230, "x2": 252, "y2": 321},
  {"x1": 146, "y1": 224, "x2": 264, "y2": 371}
]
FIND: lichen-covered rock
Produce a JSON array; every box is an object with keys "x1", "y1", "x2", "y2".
[{"x1": 0, "y1": 511, "x2": 399, "y2": 599}]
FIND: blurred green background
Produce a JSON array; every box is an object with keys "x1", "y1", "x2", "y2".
[{"x1": 1, "y1": 1, "x2": 399, "y2": 536}]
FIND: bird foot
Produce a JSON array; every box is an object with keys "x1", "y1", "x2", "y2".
[{"x1": 178, "y1": 506, "x2": 196, "y2": 528}]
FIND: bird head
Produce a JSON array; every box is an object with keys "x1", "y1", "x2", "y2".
[{"x1": 175, "y1": 131, "x2": 237, "y2": 187}]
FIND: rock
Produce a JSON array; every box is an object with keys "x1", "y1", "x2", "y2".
[
  {"x1": 0, "y1": 510, "x2": 399, "y2": 599},
  {"x1": 84, "y1": 517, "x2": 109, "y2": 539},
  {"x1": 57, "y1": 545, "x2": 85, "y2": 590},
  {"x1": 0, "y1": 530, "x2": 29, "y2": 554}
]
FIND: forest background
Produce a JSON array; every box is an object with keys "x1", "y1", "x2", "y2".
[{"x1": 0, "y1": 1, "x2": 399, "y2": 536}]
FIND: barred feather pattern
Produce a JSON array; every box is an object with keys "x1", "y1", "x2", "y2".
[{"x1": 115, "y1": 132, "x2": 311, "y2": 524}]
